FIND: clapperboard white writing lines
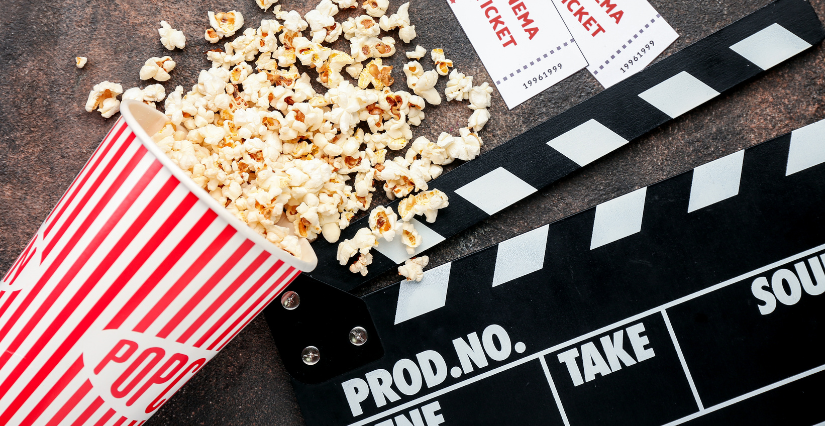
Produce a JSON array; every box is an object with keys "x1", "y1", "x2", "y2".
[
  {"x1": 300, "y1": 0, "x2": 825, "y2": 292},
  {"x1": 394, "y1": 118, "x2": 825, "y2": 322},
  {"x1": 349, "y1": 243, "x2": 825, "y2": 426}
]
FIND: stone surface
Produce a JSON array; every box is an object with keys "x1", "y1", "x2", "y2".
[{"x1": 0, "y1": 0, "x2": 823, "y2": 424}]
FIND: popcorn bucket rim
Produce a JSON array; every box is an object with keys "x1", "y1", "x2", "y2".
[{"x1": 120, "y1": 100, "x2": 318, "y2": 273}]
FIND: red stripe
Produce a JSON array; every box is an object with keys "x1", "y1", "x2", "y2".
[
  {"x1": 3, "y1": 235, "x2": 36, "y2": 283},
  {"x1": 0, "y1": 153, "x2": 158, "y2": 370},
  {"x1": 176, "y1": 250, "x2": 270, "y2": 345},
  {"x1": 213, "y1": 267, "x2": 297, "y2": 351},
  {"x1": 44, "y1": 132, "x2": 136, "y2": 258},
  {"x1": 112, "y1": 417, "x2": 127, "y2": 426},
  {"x1": 7, "y1": 247, "x2": 37, "y2": 287},
  {"x1": 71, "y1": 397, "x2": 104, "y2": 426},
  {"x1": 133, "y1": 225, "x2": 236, "y2": 333},
  {"x1": 157, "y1": 240, "x2": 255, "y2": 340},
  {"x1": 44, "y1": 122, "x2": 128, "y2": 239},
  {"x1": 44, "y1": 119, "x2": 125, "y2": 227},
  {"x1": 16, "y1": 356, "x2": 84, "y2": 425},
  {"x1": 106, "y1": 208, "x2": 218, "y2": 330},
  {"x1": 201, "y1": 261, "x2": 286, "y2": 350},
  {"x1": 44, "y1": 379, "x2": 93, "y2": 426},
  {"x1": 0, "y1": 291, "x2": 19, "y2": 320},
  {"x1": 92, "y1": 408, "x2": 115, "y2": 426},
  {"x1": 0, "y1": 192, "x2": 197, "y2": 424}
]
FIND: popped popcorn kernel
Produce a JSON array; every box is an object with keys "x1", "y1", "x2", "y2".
[
  {"x1": 398, "y1": 256, "x2": 428, "y2": 281},
  {"x1": 256, "y1": 0, "x2": 279, "y2": 11},
  {"x1": 469, "y1": 82, "x2": 493, "y2": 110},
  {"x1": 359, "y1": 58, "x2": 394, "y2": 90},
  {"x1": 362, "y1": 0, "x2": 389, "y2": 18},
  {"x1": 159, "y1": 21, "x2": 186, "y2": 51},
  {"x1": 209, "y1": 10, "x2": 245, "y2": 39},
  {"x1": 140, "y1": 56, "x2": 176, "y2": 82},
  {"x1": 76, "y1": 57, "x2": 88, "y2": 68},
  {"x1": 369, "y1": 205, "x2": 399, "y2": 241},
  {"x1": 401, "y1": 221, "x2": 422, "y2": 255},
  {"x1": 445, "y1": 69, "x2": 473, "y2": 102},
  {"x1": 85, "y1": 81, "x2": 123, "y2": 119},
  {"x1": 405, "y1": 45, "x2": 426, "y2": 59},
  {"x1": 349, "y1": 252, "x2": 373, "y2": 275},
  {"x1": 431, "y1": 48, "x2": 453, "y2": 76}
]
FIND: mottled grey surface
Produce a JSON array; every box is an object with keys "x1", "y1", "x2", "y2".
[{"x1": 0, "y1": 0, "x2": 823, "y2": 424}]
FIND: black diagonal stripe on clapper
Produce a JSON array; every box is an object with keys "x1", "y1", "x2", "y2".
[{"x1": 301, "y1": 0, "x2": 825, "y2": 292}]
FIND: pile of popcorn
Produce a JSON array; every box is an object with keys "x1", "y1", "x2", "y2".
[{"x1": 83, "y1": 0, "x2": 494, "y2": 281}]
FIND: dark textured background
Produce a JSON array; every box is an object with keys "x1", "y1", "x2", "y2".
[{"x1": 0, "y1": 0, "x2": 823, "y2": 424}]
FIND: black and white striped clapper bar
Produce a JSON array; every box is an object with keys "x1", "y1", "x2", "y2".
[
  {"x1": 264, "y1": 1, "x2": 825, "y2": 425},
  {"x1": 296, "y1": 0, "x2": 825, "y2": 292}
]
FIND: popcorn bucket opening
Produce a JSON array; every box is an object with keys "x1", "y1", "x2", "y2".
[{"x1": 0, "y1": 101, "x2": 315, "y2": 425}]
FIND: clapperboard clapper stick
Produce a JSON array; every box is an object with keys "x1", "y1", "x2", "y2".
[
  {"x1": 263, "y1": 0, "x2": 825, "y2": 423},
  {"x1": 291, "y1": 0, "x2": 825, "y2": 293}
]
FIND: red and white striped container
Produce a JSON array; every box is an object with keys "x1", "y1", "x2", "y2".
[{"x1": 0, "y1": 101, "x2": 317, "y2": 425}]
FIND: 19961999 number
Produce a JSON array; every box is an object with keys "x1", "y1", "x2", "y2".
[{"x1": 523, "y1": 63, "x2": 563, "y2": 90}]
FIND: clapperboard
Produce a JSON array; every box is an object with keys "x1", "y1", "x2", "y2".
[{"x1": 264, "y1": 1, "x2": 825, "y2": 425}]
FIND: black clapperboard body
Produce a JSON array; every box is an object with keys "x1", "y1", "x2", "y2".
[{"x1": 264, "y1": 1, "x2": 825, "y2": 425}]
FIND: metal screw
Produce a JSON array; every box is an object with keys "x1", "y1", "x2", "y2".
[
  {"x1": 349, "y1": 327, "x2": 368, "y2": 346},
  {"x1": 281, "y1": 291, "x2": 300, "y2": 310},
  {"x1": 301, "y1": 346, "x2": 320, "y2": 365}
]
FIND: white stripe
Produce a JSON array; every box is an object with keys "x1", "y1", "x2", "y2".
[
  {"x1": 42, "y1": 127, "x2": 138, "y2": 257},
  {"x1": 349, "y1": 243, "x2": 825, "y2": 426},
  {"x1": 638, "y1": 71, "x2": 720, "y2": 119},
  {"x1": 454, "y1": 167, "x2": 537, "y2": 216},
  {"x1": 145, "y1": 232, "x2": 248, "y2": 337},
  {"x1": 547, "y1": 119, "x2": 630, "y2": 167},
  {"x1": 171, "y1": 244, "x2": 268, "y2": 344},
  {"x1": 202, "y1": 259, "x2": 291, "y2": 349},
  {"x1": 662, "y1": 363, "x2": 825, "y2": 426},
  {"x1": 394, "y1": 262, "x2": 452, "y2": 325},
  {"x1": 590, "y1": 187, "x2": 647, "y2": 250},
  {"x1": 61, "y1": 385, "x2": 101, "y2": 426},
  {"x1": 492, "y1": 225, "x2": 549, "y2": 287},
  {"x1": 373, "y1": 218, "x2": 446, "y2": 264},
  {"x1": 786, "y1": 119, "x2": 825, "y2": 176},
  {"x1": 687, "y1": 150, "x2": 745, "y2": 213},
  {"x1": 119, "y1": 217, "x2": 227, "y2": 333},
  {"x1": 730, "y1": 23, "x2": 811, "y2": 70},
  {"x1": 540, "y1": 356, "x2": 571, "y2": 426},
  {"x1": 661, "y1": 309, "x2": 704, "y2": 410}
]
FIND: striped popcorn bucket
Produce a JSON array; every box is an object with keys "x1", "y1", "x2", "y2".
[{"x1": 0, "y1": 100, "x2": 317, "y2": 425}]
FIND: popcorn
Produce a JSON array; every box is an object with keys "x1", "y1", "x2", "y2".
[
  {"x1": 431, "y1": 49, "x2": 453, "y2": 76},
  {"x1": 362, "y1": 0, "x2": 389, "y2": 18},
  {"x1": 256, "y1": 0, "x2": 279, "y2": 10},
  {"x1": 412, "y1": 70, "x2": 441, "y2": 105},
  {"x1": 398, "y1": 189, "x2": 449, "y2": 223},
  {"x1": 445, "y1": 70, "x2": 473, "y2": 102},
  {"x1": 437, "y1": 129, "x2": 482, "y2": 163},
  {"x1": 380, "y1": 3, "x2": 416, "y2": 43},
  {"x1": 205, "y1": 28, "x2": 221, "y2": 43},
  {"x1": 133, "y1": 2, "x2": 495, "y2": 270},
  {"x1": 76, "y1": 57, "x2": 88, "y2": 68},
  {"x1": 468, "y1": 108, "x2": 490, "y2": 132},
  {"x1": 358, "y1": 58, "x2": 394, "y2": 90},
  {"x1": 349, "y1": 252, "x2": 373, "y2": 275},
  {"x1": 209, "y1": 11, "x2": 245, "y2": 39},
  {"x1": 85, "y1": 81, "x2": 123, "y2": 119},
  {"x1": 282, "y1": 10, "x2": 309, "y2": 33},
  {"x1": 139, "y1": 57, "x2": 176, "y2": 82},
  {"x1": 469, "y1": 82, "x2": 493, "y2": 110},
  {"x1": 369, "y1": 206, "x2": 399, "y2": 241},
  {"x1": 159, "y1": 21, "x2": 186, "y2": 51},
  {"x1": 337, "y1": 228, "x2": 377, "y2": 265},
  {"x1": 406, "y1": 45, "x2": 426, "y2": 59},
  {"x1": 401, "y1": 221, "x2": 422, "y2": 255},
  {"x1": 398, "y1": 256, "x2": 428, "y2": 281}
]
